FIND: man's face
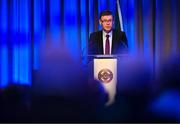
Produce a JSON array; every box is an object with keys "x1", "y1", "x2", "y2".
[{"x1": 100, "y1": 15, "x2": 113, "y2": 33}]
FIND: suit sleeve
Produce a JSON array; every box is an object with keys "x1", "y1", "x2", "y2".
[{"x1": 88, "y1": 33, "x2": 93, "y2": 55}]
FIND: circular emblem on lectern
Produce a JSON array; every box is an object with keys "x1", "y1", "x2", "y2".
[{"x1": 98, "y1": 68, "x2": 113, "y2": 83}]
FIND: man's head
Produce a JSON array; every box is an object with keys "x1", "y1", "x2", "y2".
[{"x1": 99, "y1": 10, "x2": 113, "y2": 33}]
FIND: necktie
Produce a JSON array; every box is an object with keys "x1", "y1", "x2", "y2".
[{"x1": 105, "y1": 34, "x2": 110, "y2": 55}]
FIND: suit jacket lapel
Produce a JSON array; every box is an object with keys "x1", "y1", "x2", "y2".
[{"x1": 99, "y1": 31, "x2": 103, "y2": 54}]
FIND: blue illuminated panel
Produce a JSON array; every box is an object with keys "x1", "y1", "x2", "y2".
[
  {"x1": 33, "y1": 0, "x2": 41, "y2": 70},
  {"x1": 127, "y1": 0, "x2": 136, "y2": 54},
  {"x1": 12, "y1": 0, "x2": 20, "y2": 83},
  {"x1": 142, "y1": 0, "x2": 152, "y2": 58},
  {"x1": 120, "y1": 0, "x2": 128, "y2": 33},
  {"x1": 80, "y1": 0, "x2": 88, "y2": 65},
  {"x1": 50, "y1": 0, "x2": 61, "y2": 43},
  {"x1": 0, "y1": 0, "x2": 8, "y2": 32},
  {"x1": 0, "y1": 0, "x2": 8, "y2": 87},
  {"x1": 64, "y1": 0, "x2": 79, "y2": 58},
  {"x1": 10, "y1": 0, "x2": 31, "y2": 85},
  {"x1": 109, "y1": 0, "x2": 116, "y2": 13},
  {"x1": 18, "y1": 0, "x2": 31, "y2": 85},
  {"x1": 89, "y1": 0, "x2": 94, "y2": 34},
  {"x1": 0, "y1": 46, "x2": 8, "y2": 87}
]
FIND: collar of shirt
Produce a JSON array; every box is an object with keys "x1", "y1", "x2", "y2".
[
  {"x1": 103, "y1": 30, "x2": 112, "y2": 38},
  {"x1": 102, "y1": 30, "x2": 113, "y2": 54}
]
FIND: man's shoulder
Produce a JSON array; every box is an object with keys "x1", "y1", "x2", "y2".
[
  {"x1": 112, "y1": 29, "x2": 127, "y2": 39},
  {"x1": 90, "y1": 30, "x2": 102, "y2": 36},
  {"x1": 112, "y1": 29, "x2": 124, "y2": 34}
]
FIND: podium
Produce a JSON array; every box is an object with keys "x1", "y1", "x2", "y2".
[{"x1": 87, "y1": 55, "x2": 119, "y2": 106}]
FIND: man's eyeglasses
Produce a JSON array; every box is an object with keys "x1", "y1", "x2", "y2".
[{"x1": 101, "y1": 19, "x2": 113, "y2": 23}]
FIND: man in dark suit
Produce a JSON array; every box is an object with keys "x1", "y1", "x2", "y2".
[{"x1": 88, "y1": 10, "x2": 128, "y2": 55}]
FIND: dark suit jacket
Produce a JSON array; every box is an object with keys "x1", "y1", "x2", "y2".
[{"x1": 88, "y1": 29, "x2": 128, "y2": 55}]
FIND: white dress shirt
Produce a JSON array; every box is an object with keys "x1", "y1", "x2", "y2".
[{"x1": 102, "y1": 30, "x2": 113, "y2": 55}]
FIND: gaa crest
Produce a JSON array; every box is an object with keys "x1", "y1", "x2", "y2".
[{"x1": 98, "y1": 68, "x2": 113, "y2": 83}]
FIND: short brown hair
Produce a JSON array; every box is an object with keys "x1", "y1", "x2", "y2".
[{"x1": 100, "y1": 10, "x2": 113, "y2": 19}]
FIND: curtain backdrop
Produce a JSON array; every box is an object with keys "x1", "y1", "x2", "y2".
[{"x1": 0, "y1": 0, "x2": 179, "y2": 87}]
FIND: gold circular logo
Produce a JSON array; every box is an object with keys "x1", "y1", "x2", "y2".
[{"x1": 98, "y1": 68, "x2": 113, "y2": 83}]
